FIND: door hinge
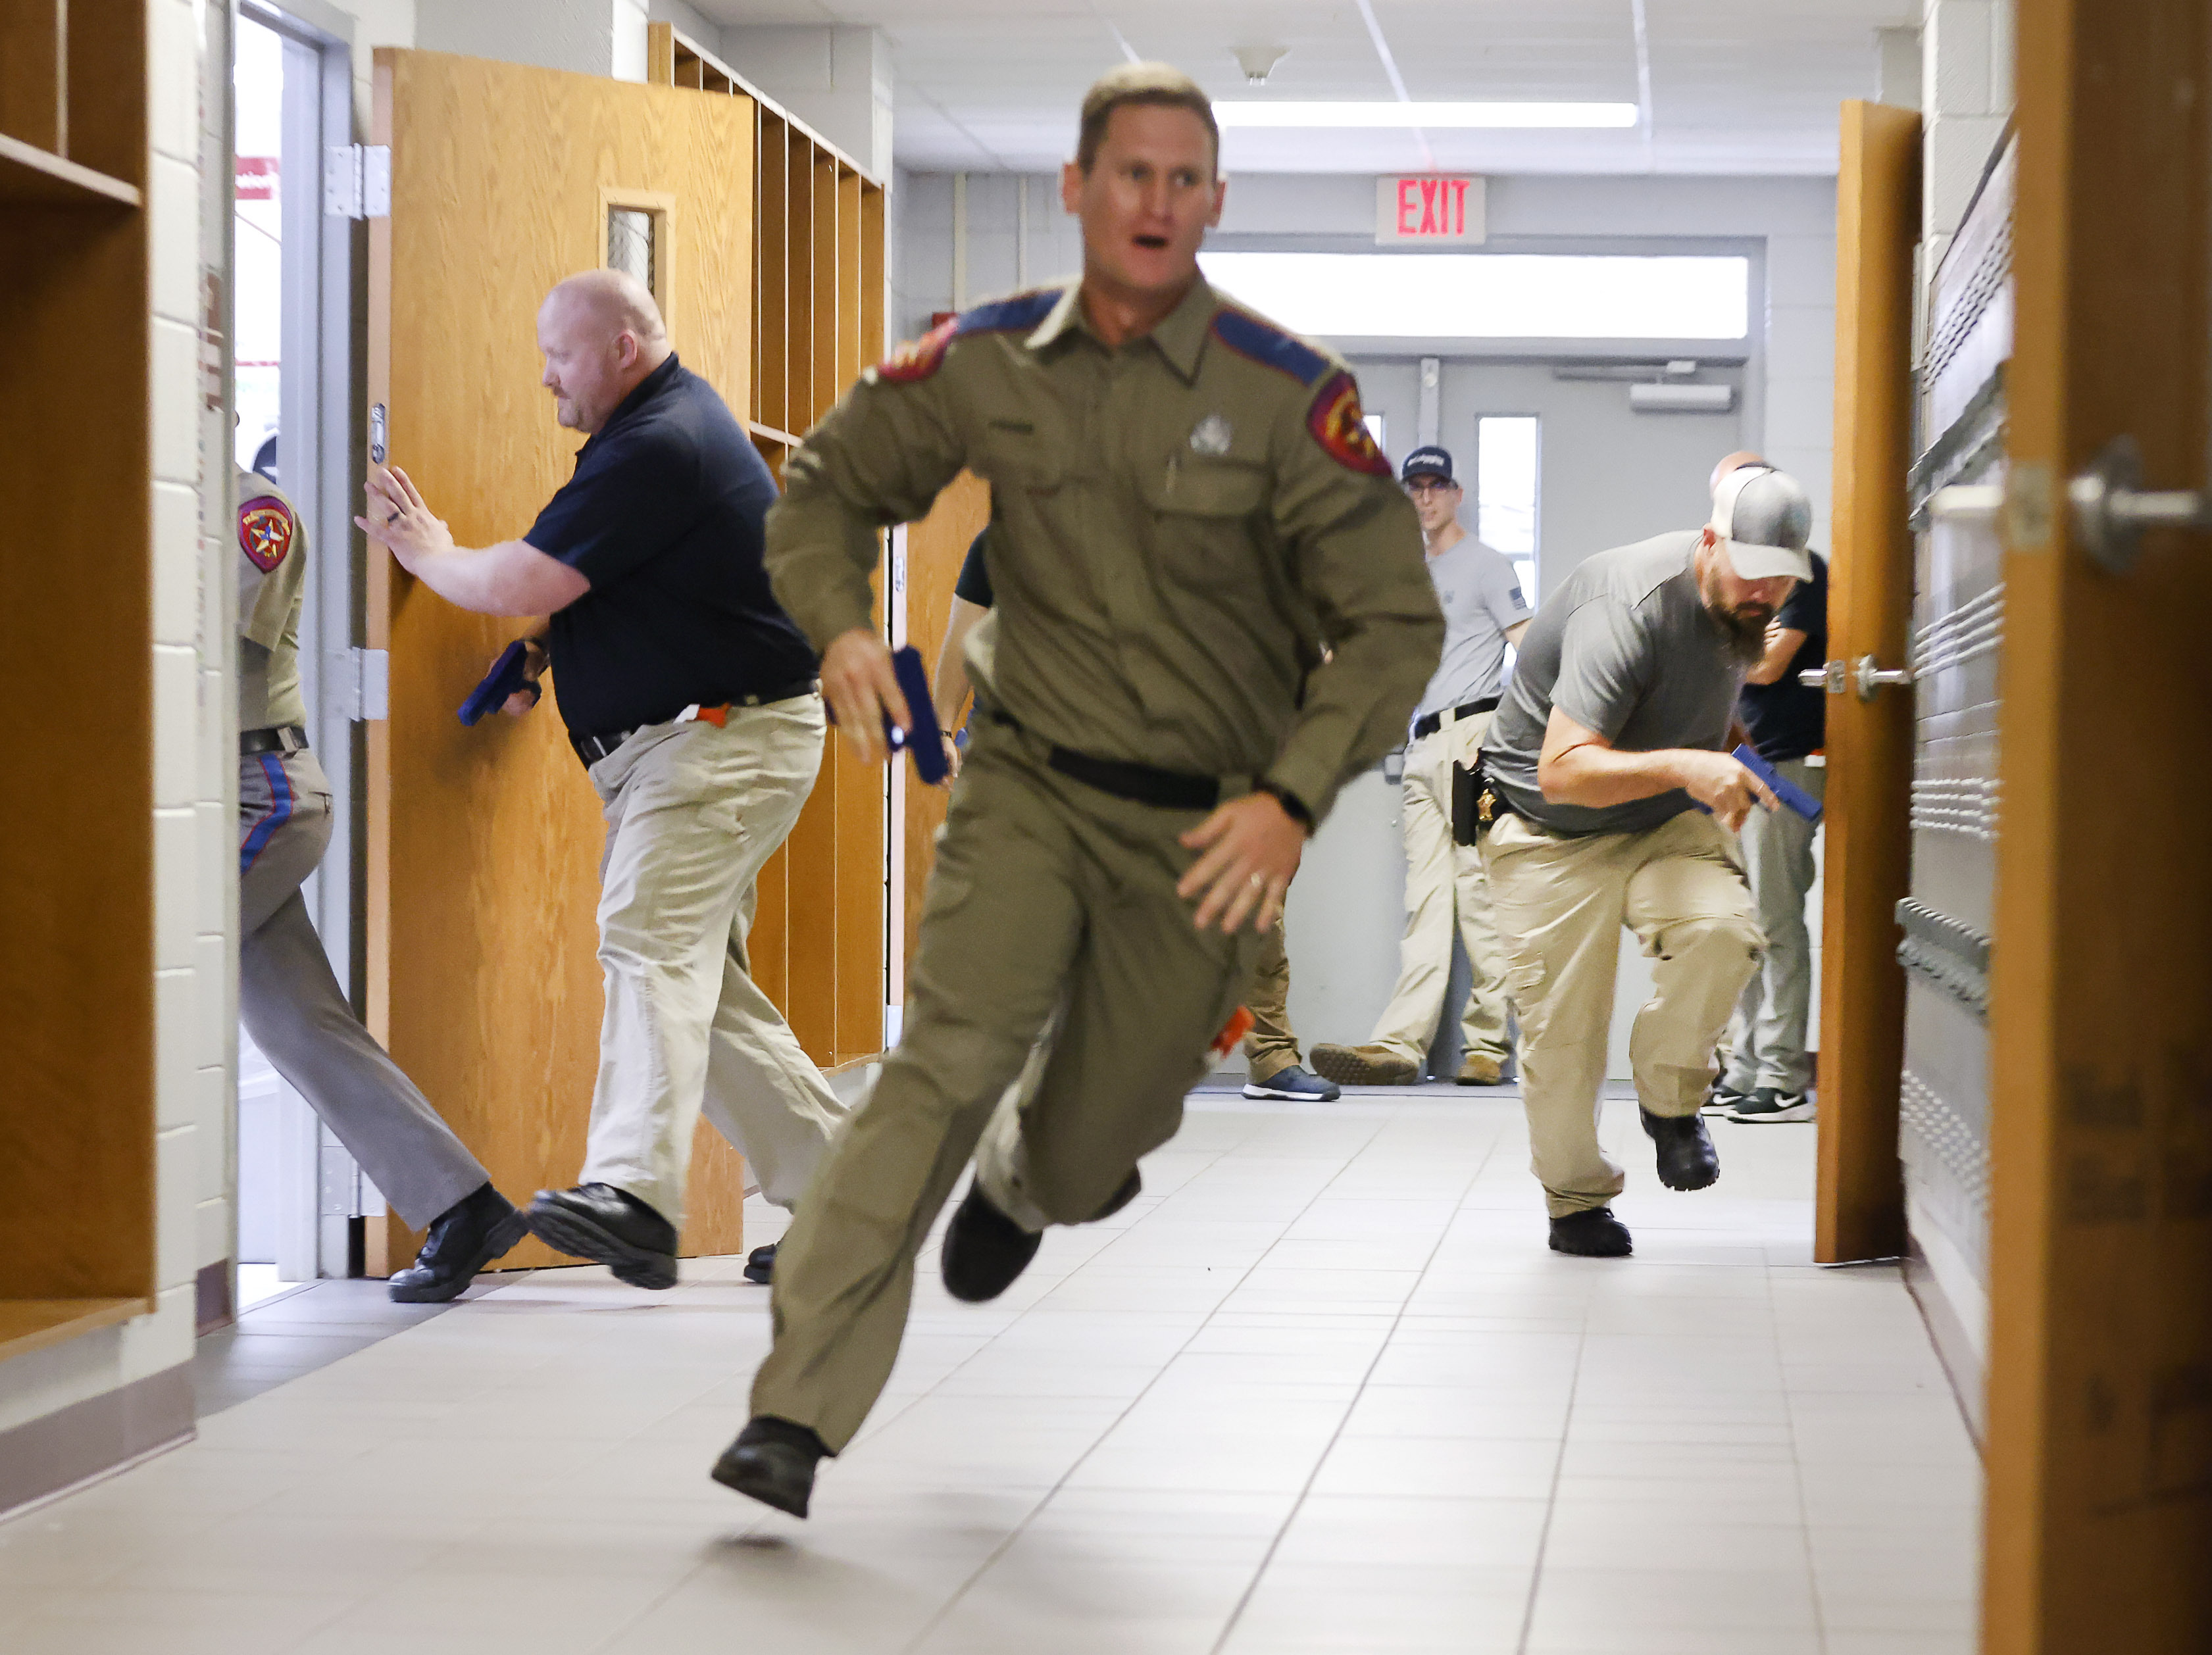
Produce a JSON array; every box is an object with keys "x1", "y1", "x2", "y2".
[
  {"x1": 324, "y1": 145, "x2": 391, "y2": 220},
  {"x1": 333, "y1": 648, "x2": 390, "y2": 721}
]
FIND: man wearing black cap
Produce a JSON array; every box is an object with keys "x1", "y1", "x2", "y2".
[
  {"x1": 1470, "y1": 463, "x2": 1810, "y2": 1256},
  {"x1": 1312, "y1": 445, "x2": 1532, "y2": 1089}
]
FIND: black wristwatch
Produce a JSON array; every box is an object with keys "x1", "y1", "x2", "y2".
[{"x1": 1255, "y1": 779, "x2": 1313, "y2": 829}]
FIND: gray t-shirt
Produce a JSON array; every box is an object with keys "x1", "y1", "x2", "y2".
[
  {"x1": 1482, "y1": 530, "x2": 1745, "y2": 836},
  {"x1": 1414, "y1": 532, "x2": 1534, "y2": 721}
]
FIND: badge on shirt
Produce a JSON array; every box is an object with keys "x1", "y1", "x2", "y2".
[
  {"x1": 238, "y1": 495, "x2": 296, "y2": 572},
  {"x1": 1307, "y1": 373, "x2": 1392, "y2": 478},
  {"x1": 1189, "y1": 413, "x2": 1234, "y2": 456}
]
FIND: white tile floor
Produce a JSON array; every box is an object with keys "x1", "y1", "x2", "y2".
[{"x1": 0, "y1": 1089, "x2": 1982, "y2": 1654}]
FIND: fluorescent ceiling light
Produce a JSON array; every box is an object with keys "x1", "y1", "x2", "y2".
[{"x1": 1214, "y1": 101, "x2": 1639, "y2": 130}]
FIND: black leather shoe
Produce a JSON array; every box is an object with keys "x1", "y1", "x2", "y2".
[
  {"x1": 743, "y1": 1243, "x2": 776, "y2": 1285},
  {"x1": 1642, "y1": 1106, "x2": 1721, "y2": 1191},
  {"x1": 711, "y1": 1416, "x2": 830, "y2": 1518},
  {"x1": 942, "y1": 1181, "x2": 1042, "y2": 1302},
  {"x1": 525, "y1": 1183, "x2": 679, "y2": 1289},
  {"x1": 388, "y1": 1183, "x2": 528, "y2": 1302},
  {"x1": 1549, "y1": 1206, "x2": 1634, "y2": 1257}
]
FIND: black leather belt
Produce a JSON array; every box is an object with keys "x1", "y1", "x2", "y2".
[
  {"x1": 1411, "y1": 697, "x2": 1499, "y2": 742},
  {"x1": 570, "y1": 677, "x2": 819, "y2": 768},
  {"x1": 240, "y1": 725, "x2": 309, "y2": 756},
  {"x1": 990, "y1": 711, "x2": 1220, "y2": 810}
]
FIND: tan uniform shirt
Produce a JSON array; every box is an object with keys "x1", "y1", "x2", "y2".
[
  {"x1": 766, "y1": 275, "x2": 1442, "y2": 822},
  {"x1": 236, "y1": 468, "x2": 308, "y2": 731}
]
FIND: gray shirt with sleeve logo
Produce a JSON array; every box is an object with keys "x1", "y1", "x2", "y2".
[
  {"x1": 1413, "y1": 531, "x2": 1534, "y2": 722},
  {"x1": 1481, "y1": 530, "x2": 1745, "y2": 837}
]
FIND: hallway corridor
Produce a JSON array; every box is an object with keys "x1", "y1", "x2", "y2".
[{"x1": 0, "y1": 1091, "x2": 1979, "y2": 1654}]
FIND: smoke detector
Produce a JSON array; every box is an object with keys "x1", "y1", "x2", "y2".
[{"x1": 1233, "y1": 44, "x2": 1289, "y2": 84}]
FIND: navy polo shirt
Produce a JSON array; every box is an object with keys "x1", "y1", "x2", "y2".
[
  {"x1": 1737, "y1": 550, "x2": 1828, "y2": 763},
  {"x1": 953, "y1": 528, "x2": 993, "y2": 608},
  {"x1": 526, "y1": 354, "x2": 818, "y2": 738}
]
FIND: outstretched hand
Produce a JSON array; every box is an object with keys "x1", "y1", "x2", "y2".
[
  {"x1": 1177, "y1": 791, "x2": 1308, "y2": 933},
  {"x1": 819, "y1": 627, "x2": 911, "y2": 763},
  {"x1": 357, "y1": 465, "x2": 454, "y2": 572}
]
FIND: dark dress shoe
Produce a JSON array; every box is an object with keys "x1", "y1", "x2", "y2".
[
  {"x1": 743, "y1": 1243, "x2": 776, "y2": 1285},
  {"x1": 1641, "y1": 1106, "x2": 1721, "y2": 1191},
  {"x1": 711, "y1": 1416, "x2": 830, "y2": 1517},
  {"x1": 1549, "y1": 1206, "x2": 1634, "y2": 1256},
  {"x1": 942, "y1": 1181, "x2": 1042, "y2": 1302},
  {"x1": 525, "y1": 1183, "x2": 679, "y2": 1289},
  {"x1": 388, "y1": 1183, "x2": 528, "y2": 1302}
]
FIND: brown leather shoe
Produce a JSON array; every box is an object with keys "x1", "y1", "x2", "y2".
[
  {"x1": 1309, "y1": 1043, "x2": 1421, "y2": 1086},
  {"x1": 1456, "y1": 1053, "x2": 1505, "y2": 1085}
]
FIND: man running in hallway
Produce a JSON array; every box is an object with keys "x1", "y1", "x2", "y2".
[
  {"x1": 359, "y1": 269, "x2": 846, "y2": 1293},
  {"x1": 1312, "y1": 445, "x2": 1531, "y2": 1089},
  {"x1": 1472, "y1": 462, "x2": 1811, "y2": 1256},
  {"x1": 716, "y1": 62, "x2": 1438, "y2": 1515}
]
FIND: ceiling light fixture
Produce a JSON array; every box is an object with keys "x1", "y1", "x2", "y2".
[{"x1": 1213, "y1": 101, "x2": 1639, "y2": 130}]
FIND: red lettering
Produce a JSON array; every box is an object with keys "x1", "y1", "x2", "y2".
[
  {"x1": 1452, "y1": 178, "x2": 1468, "y2": 236},
  {"x1": 1420, "y1": 178, "x2": 1440, "y2": 235},
  {"x1": 1397, "y1": 179, "x2": 1418, "y2": 236}
]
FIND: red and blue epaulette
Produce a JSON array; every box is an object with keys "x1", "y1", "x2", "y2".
[
  {"x1": 876, "y1": 289, "x2": 1061, "y2": 383},
  {"x1": 1209, "y1": 307, "x2": 1330, "y2": 387}
]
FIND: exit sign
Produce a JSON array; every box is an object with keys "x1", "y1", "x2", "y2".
[{"x1": 1376, "y1": 175, "x2": 1485, "y2": 245}]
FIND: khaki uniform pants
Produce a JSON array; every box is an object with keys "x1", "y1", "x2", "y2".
[
  {"x1": 1370, "y1": 712, "x2": 1511, "y2": 1066},
  {"x1": 753, "y1": 722, "x2": 1260, "y2": 1450},
  {"x1": 1480, "y1": 809, "x2": 1764, "y2": 1217},
  {"x1": 1241, "y1": 921, "x2": 1299, "y2": 1083},
  {"x1": 1722, "y1": 760, "x2": 1825, "y2": 1095},
  {"x1": 238, "y1": 749, "x2": 487, "y2": 1230},
  {"x1": 580, "y1": 700, "x2": 847, "y2": 1228}
]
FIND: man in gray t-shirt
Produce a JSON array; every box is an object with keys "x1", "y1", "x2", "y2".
[
  {"x1": 1474, "y1": 464, "x2": 1813, "y2": 1259},
  {"x1": 1312, "y1": 446, "x2": 1532, "y2": 1089}
]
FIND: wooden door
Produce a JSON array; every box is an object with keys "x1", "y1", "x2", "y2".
[
  {"x1": 363, "y1": 49, "x2": 755, "y2": 1272},
  {"x1": 1984, "y1": 0, "x2": 2212, "y2": 1646},
  {"x1": 1815, "y1": 101, "x2": 1918, "y2": 1266}
]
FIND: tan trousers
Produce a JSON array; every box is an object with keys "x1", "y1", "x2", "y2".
[
  {"x1": 1369, "y1": 711, "x2": 1511, "y2": 1066},
  {"x1": 1241, "y1": 921, "x2": 1299, "y2": 1083},
  {"x1": 753, "y1": 720, "x2": 1261, "y2": 1450},
  {"x1": 1479, "y1": 808, "x2": 1764, "y2": 1216},
  {"x1": 580, "y1": 699, "x2": 847, "y2": 1227}
]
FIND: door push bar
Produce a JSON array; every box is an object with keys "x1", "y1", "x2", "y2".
[{"x1": 1922, "y1": 437, "x2": 2211, "y2": 576}]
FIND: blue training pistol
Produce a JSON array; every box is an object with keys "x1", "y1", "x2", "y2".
[
  {"x1": 459, "y1": 639, "x2": 534, "y2": 726},
  {"x1": 1731, "y1": 743, "x2": 1823, "y2": 824},
  {"x1": 888, "y1": 645, "x2": 949, "y2": 784}
]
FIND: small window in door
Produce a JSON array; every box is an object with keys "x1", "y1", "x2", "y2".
[
  {"x1": 1477, "y1": 415, "x2": 1540, "y2": 602},
  {"x1": 607, "y1": 207, "x2": 656, "y2": 293}
]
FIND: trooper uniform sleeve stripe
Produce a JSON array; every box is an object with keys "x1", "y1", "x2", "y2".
[
  {"x1": 954, "y1": 290, "x2": 1060, "y2": 338},
  {"x1": 1209, "y1": 309, "x2": 1330, "y2": 387}
]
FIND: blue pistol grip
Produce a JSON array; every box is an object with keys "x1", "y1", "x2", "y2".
[
  {"x1": 887, "y1": 645, "x2": 949, "y2": 784},
  {"x1": 1731, "y1": 743, "x2": 1823, "y2": 824},
  {"x1": 459, "y1": 639, "x2": 532, "y2": 726}
]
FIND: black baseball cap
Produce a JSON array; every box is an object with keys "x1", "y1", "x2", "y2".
[{"x1": 1400, "y1": 446, "x2": 1455, "y2": 485}]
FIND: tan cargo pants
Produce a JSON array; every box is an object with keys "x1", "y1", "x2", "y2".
[
  {"x1": 1369, "y1": 711, "x2": 1511, "y2": 1066},
  {"x1": 580, "y1": 698, "x2": 847, "y2": 1228},
  {"x1": 753, "y1": 720, "x2": 1261, "y2": 1450},
  {"x1": 1479, "y1": 808, "x2": 1764, "y2": 1217},
  {"x1": 1241, "y1": 920, "x2": 1299, "y2": 1083}
]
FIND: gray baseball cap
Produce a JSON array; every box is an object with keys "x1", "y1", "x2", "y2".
[{"x1": 1709, "y1": 464, "x2": 1814, "y2": 583}]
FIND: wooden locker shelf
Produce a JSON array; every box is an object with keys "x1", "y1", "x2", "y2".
[{"x1": 0, "y1": 133, "x2": 139, "y2": 206}]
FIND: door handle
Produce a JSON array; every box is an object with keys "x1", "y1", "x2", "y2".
[
  {"x1": 1924, "y1": 483, "x2": 2003, "y2": 528},
  {"x1": 1799, "y1": 660, "x2": 1848, "y2": 694},
  {"x1": 2069, "y1": 434, "x2": 2212, "y2": 575},
  {"x1": 1797, "y1": 656, "x2": 1913, "y2": 700}
]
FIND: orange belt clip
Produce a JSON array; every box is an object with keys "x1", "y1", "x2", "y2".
[
  {"x1": 1211, "y1": 1005, "x2": 1255, "y2": 1058},
  {"x1": 678, "y1": 703, "x2": 730, "y2": 728}
]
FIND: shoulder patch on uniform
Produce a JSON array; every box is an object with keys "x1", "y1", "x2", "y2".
[
  {"x1": 238, "y1": 494, "x2": 296, "y2": 572},
  {"x1": 875, "y1": 316, "x2": 959, "y2": 384},
  {"x1": 1307, "y1": 372, "x2": 1392, "y2": 478},
  {"x1": 954, "y1": 289, "x2": 1060, "y2": 338},
  {"x1": 1209, "y1": 307, "x2": 1330, "y2": 387}
]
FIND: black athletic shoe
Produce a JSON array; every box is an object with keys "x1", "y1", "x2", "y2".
[
  {"x1": 941, "y1": 1181, "x2": 1042, "y2": 1302},
  {"x1": 1701, "y1": 1081, "x2": 1751, "y2": 1117},
  {"x1": 387, "y1": 1183, "x2": 528, "y2": 1303},
  {"x1": 1730, "y1": 1087, "x2": 1817, "y2": 1124},
  {"x1": 1549, "y1": 1206, "x2": 1634, "y2": 1257},
  {"x1": 743, "y1": 1243, "x2": 777, "y2": 1285},
  {"x1": 1641, "y1": 1107, "x2": 1721, "y2": 1191},
  {"x1": 1242, "y1": 1065, "x2": 1342, "y2": 1102},
  {"x1": 711, "y1": 1416, "x2": 830, "y2": 1518},
  {"x1": 524, "y1": 1183, "x2": 680, "y2": 1290}
]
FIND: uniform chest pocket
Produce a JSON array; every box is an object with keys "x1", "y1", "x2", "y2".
[
  {"x1": 977, "y1": 419, "x2": 1064, "y2": 492},
  {"x1": 1153, "y1": 457, "x2": 1268, "y2": 519}
]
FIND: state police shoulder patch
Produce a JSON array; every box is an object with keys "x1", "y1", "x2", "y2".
[
  {"x1": 874, "y1": 316, "x2": 959, "y2": 384},
  {"x1": 1307, "y1": 373, "x2": 1392, "y2": 478},
  {"x1": 238, "y1": 495, "x2": 295, "y2": 572}
]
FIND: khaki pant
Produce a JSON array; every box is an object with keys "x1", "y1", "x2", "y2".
[
  {"x1": 1241, "y1": 921, "x2": 1299, "y2": 1083},
  {"x1": 1369, "y1": 711, "x2": 1511, "y2": 1066},
  {"x1": 580, "y1": 699, "x2": 847, "y2": 1227},
  {"x1": 1479, "y1": 808, "x2": 1763, "y2": 1217},
  {"x1": 238, "y1": 749, "x2": 487, "y2": 1230},
  {"x1": 1722, "y1": 760, "x2": 1825, "y2": 1095},
  {"x1": 753, "y1": 720, "x2": 1261, "y2": 1450}
]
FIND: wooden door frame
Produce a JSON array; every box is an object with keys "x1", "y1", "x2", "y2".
[{"x1": 1815, "y1": 100, "x2": 1920, "y2": 1264}]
